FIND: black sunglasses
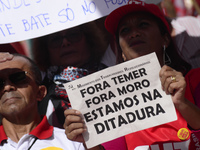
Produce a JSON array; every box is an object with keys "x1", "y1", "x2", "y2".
[
  {"x1": 0, "y1": 71, "x2": 28, "y2": 89},
  {"x1": 48, "y1": 30, "x2": 83, "y2": 48}
]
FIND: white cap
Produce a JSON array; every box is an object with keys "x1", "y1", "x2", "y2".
[{"x1": 139, "y1": 0, "x2": 163, "y2": 4}]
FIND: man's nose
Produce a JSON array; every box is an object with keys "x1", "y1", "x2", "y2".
[{"x1": 2, "y1": 80, "x2": 16, "y2": 92}]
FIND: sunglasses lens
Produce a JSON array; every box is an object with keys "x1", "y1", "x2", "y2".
[
  {"x1": 49, "y1": 36, "x2": 63, "y2": 48},
  {"x1": 68, "y1": 31, "x2": 83, "y2": 43},
  {"x1": 9, "y1": 71, "x2": 27, "y2": 84},
  {"x1": 48, "y1": 29, "x2": 83, "y2": 48},
  {"x1": 0, "y1": 79, "x2": 4, "y2": 89}
]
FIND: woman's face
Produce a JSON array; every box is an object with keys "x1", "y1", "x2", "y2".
[
  {"x1": 47, "y1": 26, "x2": 91, "y2": 68},
  {"x1": 118, "y1": 12, "x2": 169, "y2": 64}
]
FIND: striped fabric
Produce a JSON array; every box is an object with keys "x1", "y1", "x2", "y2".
[{"x1": 171, "y1": 15, "x2": 200, "y2": 68}]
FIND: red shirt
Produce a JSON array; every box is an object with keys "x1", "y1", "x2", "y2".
[{"x1": 125, "y1": 69, "x2": 200, "y2": 150}]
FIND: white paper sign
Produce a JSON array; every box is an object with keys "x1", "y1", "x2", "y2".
[
  {"x1": 0, "y1": 0, "x2": 128, "y2": 44},
  {"x1": 64, "y1": 53, "x2": 177, "y2": 148}
]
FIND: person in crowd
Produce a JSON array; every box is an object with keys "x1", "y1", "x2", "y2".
[
  {"x1": 166, "y1": 3, "x2": 200, "y2": 69},
  {"x1": 31, "y1": 21, "x2": 109, "y2": 129},
  {"x1": 0, "y1": 43, "x2": 28, "y2": 124},
  {"x1": 142, "y1": 0, "x2": 200, "y2": 69},
  {"x1": 0, "y1": 53, "x2": 106, "y2": 150},
  {"x1": 140, "y1": 0, "x2": 200, "y2": 105},
  {"x1": 64, "y1": 1, "x2": 200, "y2": 149}
]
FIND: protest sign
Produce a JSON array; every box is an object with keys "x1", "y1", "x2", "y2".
[
  {"x1": 0, "y1": 0, "x2": 128, "y2": 44},
  {"x1": 64, "y1": 52, "x2": 177, "y2": 148}
]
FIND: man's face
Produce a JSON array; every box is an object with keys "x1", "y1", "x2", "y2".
[{"x1": 0, "y1": 57, "x2": 41, "y2": 118}]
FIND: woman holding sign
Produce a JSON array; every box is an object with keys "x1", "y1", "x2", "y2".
[{"x1": 64, "y1": 0, "x2": 200, "y2": 150}]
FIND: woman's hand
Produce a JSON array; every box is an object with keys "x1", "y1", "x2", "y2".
[
  {"x1": 160, "y1": 65, "x2": 200, "y2": 129},
  {"x1": 64, "y1": 109, "x2": 87, "y2": 143},
  {"x1": 0, "y1": 52, "x2": 13, "y2": 62},
  {"x1": 159, "y1": 65, "x2": 186, "y2": 108}
]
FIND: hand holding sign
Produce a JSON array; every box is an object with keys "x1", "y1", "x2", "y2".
[
  {"x1": 64, "y1": 109, "x2": 86, "y2": 143},
  {"x1": 159, "y1": 65, "x2": 186, "y2": 107},
  {"x1": 64, "y1": 109, "x2": 105, "y2": 150},
  {"x1": 64, "y1": 53, "x2": 178, "y2": 148}
]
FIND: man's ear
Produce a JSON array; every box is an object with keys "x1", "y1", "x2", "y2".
[{"x1": 36, "y1": 85, "x2": 47, "y2": 101}]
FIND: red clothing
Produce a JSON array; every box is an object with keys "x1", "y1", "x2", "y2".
[
  {"x1": 0, "y1": 116, "x2": 84, "y2": 150},
  {"x1": 0, "y1": 42, "x2": 28, "y2": 56},
  {"x1": 101, "y1": 69, "x2": 200, "y2": 150},
  {"x1": 0, "y1": 116, "x2": 53, "y2": 143},
  {"x1": 125, "y1": 110, "x2": 193, "y2": 150},
  {"x1": 125, "y1": 69, "x2": 200, "y2": 150},
  {"x1": 185, "y1": 68, "x2": 200, "y2": 106},
  {"x1": 11, "y1": 42, "x2": 29, "y2": 56}
]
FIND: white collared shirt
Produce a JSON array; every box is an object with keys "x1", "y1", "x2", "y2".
[{"x1": 0, "y1": 116, "x2": 85, "y2": 150}]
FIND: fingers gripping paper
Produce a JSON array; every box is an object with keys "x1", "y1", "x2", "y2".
[{"x1": 64, "y1": 52, "x2": 177, "y2": 148}]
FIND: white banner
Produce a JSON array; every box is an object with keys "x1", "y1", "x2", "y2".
[
  {"x1": 0, "y1": 0, "x2": 128, "y2": 44},
  {"x1": 64, "y1": 52, "x2": 177, "y2": 148}
]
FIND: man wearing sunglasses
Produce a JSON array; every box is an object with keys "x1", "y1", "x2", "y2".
[{"x1": 0, "y1": 53, "x2": 103, "y2": 150}]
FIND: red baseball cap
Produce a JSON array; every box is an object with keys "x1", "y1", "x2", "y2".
[{"x1": 105, "y1": 0, "x2": 170, "y2": 36}]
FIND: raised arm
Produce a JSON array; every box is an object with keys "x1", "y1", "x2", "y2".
[{"x1": 159, "y1": 65, "x2": 200, "y2": 130}]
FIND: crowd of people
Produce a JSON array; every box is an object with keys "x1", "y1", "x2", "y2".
[{"x1": 1, "y1": 0, "x2": 200, "y2": 150}]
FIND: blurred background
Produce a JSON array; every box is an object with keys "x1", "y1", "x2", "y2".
[{"x1": 162, "y1": 0, "x2": 200, "y2": 18}]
